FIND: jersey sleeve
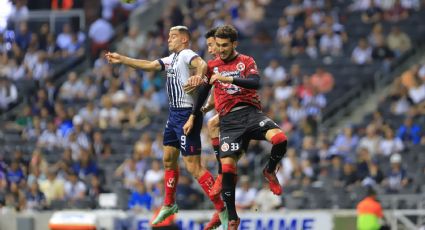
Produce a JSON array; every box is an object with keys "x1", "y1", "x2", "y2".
[
  {"x1": 245, "y1": 57, "x2": 259, "y2": 76},
  {"x1": 157, "y1": 54, "x2": 173, "y2": 71},
  {"x1": 180, "y1": 49, "x2": 199, "y2": 66},
  {"x1": 206, "y1": 61, "x2": 214, "y2": 79}
]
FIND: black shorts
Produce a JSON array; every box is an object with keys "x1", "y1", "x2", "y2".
[{"x1": 219, "y1": 106, "x2": 280, "y2": 158}]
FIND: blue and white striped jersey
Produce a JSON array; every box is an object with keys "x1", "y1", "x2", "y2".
[{"x1": 158, "y1": 49, "x2": 199, "y2": 108}]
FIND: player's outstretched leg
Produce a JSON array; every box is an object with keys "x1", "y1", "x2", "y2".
[
  {"x1": 263, "y1": 129, "x2": 287, "y2": 195},
  {"x1": 221, "y1": 158, "x2": 239, "y2": 230},
  {"x1": 152, "y1": 146, "x2": 180, "y2": 225},
  {"x1": 208, "y1": 114, "x2": 222, "y2": 197},
  {"x1": 184, "y1": 155, "x2": 225, "y2": 229}
]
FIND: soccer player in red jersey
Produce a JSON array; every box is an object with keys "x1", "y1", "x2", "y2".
[
  {"x1": 202, "y1": 28, "x2": 224, "y2": 197},
  {"x1": 184, "y1": 25, "x2": 288, "y2": 229}
]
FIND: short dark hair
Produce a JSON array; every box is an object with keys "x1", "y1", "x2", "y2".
[
  {"x1": 215, "y1": 25, "x2": 238, "y2": 42},
  {"x1": 170, "y1": 25, "x2": 191, "y2": 39},
  {"x1": 205, "y1": 27, "x2": 217, "y2": 39}
]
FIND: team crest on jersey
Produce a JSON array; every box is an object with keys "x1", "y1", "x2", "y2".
[
  {"x1": 221, "y1": 142, "x2": 229, "y2": 152},
  {"x1": 236, "y1": 62, "x2": 245, "y2": 71},
  {"x1": 213, "y1": 67, "x2": 219, "y2": 73}
]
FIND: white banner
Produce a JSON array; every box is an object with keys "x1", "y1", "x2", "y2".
[{"x1": 135, "y1": 210, "x2": 333, "y2": 230}]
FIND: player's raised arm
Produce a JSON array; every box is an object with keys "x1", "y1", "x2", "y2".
[
  {"x1": 105, "y1": 52, "x2": 162, "y2": 71},
  {"x1": 183, "y1": 56, "x2": 208, "y2": 93},
  {"x1": 190, "y1": 56, "x2": 208, "y2": 79}
]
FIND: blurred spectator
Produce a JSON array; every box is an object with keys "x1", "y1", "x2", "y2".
[
  {"x1": 382, "y1": 153, "x2": 409, "y2": 193},
  {"x1": 88, "y1": 17, "x2": 114, "y2": 58},
  {"x1": 5, "y1": 182, "x2": 25, "y2": 211},
  {"x1": 29, "y1": 148, "x2": 48, "y2": 174},
  {"x1": 128, "y1": 181, "x2": 152, "y2": 211},
  {"x1": 87, "y1": 175, "x2": 106, "y2": 201},
  {"x1": 263, "y1": 59, "x2": 286, "y2": 84},
  {"x1": 25, "y1": 182, "x2": 47, "y2": 211},
  {"x1": 274, "y1": 80, "x2": 293, "y2": 101},
  {"x1": 59, "y1": 72, "x2": 83, "y2": 100},
  {"x1": 15, "y1": 21, "x2": 31, "y2": 51},
  {"x1": 361, "y1": 0, "x2": 383, "y2": 23},
  {"x1": 99, "y1": 96, "x2": 120, "y2": 128},
  {"x1": 358, "y1": 124, "x2": 381, "y2": 156},
  {"x1": 72, "y1": 151, "x2": 98, "y2": 179},
  {"x1": 302, "y1": 88, "x2": 326, "y2": 117},
  {"x1": 9, "y1": 0, "x2": 29, "y2": 27},
  {"x1": 56, "y1": 23, "x2": 74, "y2": 51},
  {"x1": 253, "y1": 183, "x2": 281, "y2": 211},
  {"x1": 37, "y1": 121, "x2": 61, "y2": 149},
  {"x1": 6, "y1": 161, "x2": 25, "y2": 185},
  {"x1": 372, "y1": 35, "x2": 394, "y2": 71},
  {"x1": 144, "y1": 160, "x2": 164, "y2": 187},
  {"x1": 117, "y1": 26, "x2": 146, "y2": 58},
  {"x1": 78, "y1": 102, "x2": 99, "y2": 125},
  {"x1": 64, "y1": 172, "x2": 87, "y2": 202},
  {"x1": 0, "y1": 77, "x2": 18, "y2": 111},
  {"x1": 39, "y1": 169, "x2": 65, "y2": 204},
  {"x1": 175, "y1": 174, "x2": 202, "y2": 210},
  {"x1": 327, "y1": 154, "x2": 344, "y2": 186},
  {"x1": 342, "y1": 159, "x2": 359, "y2": 187},
  {"x1": 379, "y1": 126, "x2": 404, "y2": 156},
  {"x1": 305, "y1": 36, "x2": 318, "y2": 59},
  {"x1": 235, "y1": 176, "x2": 257, "y2": 210},
  {"x1": 309, "y1": 67, "x2": 334, "y2": 94},
  {"x1": 351, "y1": 38, "x2": 372, "y2": 65},
  {"x1": 319, "y1": 26, "x2": 343, "y2": 56},
  {"x1": 387, "y1": 26, "x2": 412, "y2": 56},
  {"x1": 332, "y1": 125, "x2": 359, "y2": 157},
  {"x1": 407, "y1": 75, "x2": 425, "y2": 105},
  {"x1": 397, "y1": 117, "x2": 422, "y2": 145},
  {"x1": 62, "y1": 33, "x2": 85, "y2": 58},
  {"x1": 384, "y1": 0, "x2": 409, "y2": 22},
  {"x1": 115, "y1": 157, "x2": 144, "y2": 190},
  {"x1": 280, "y1": 148, "x2": 298, "y2": 186}
]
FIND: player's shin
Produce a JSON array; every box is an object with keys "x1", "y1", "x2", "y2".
[
  {"x1": 197, "y1": 170, "x2": 225, "y2": 211},
  {"x1": 221, "y1": 163, "x2": 238, "y2": 221},
  {"x1": 164, "y1": 169, "x2": 179, "y2": 206},
  {"x1": 211, "y1": 137, "x2": 222, "y2": 174},
  {"x1": 266, "y1": 133, "x2": 287, "y2": 173}
]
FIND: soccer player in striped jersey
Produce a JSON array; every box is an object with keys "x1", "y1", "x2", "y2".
[{"x1": 106, "y1": 26, "x2": 225, "y2": 229}]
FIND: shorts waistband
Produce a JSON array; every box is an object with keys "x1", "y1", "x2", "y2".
[
  {"x1": 230, "y1": 105, "x2": 249, "y2": 112},
  {"x1": 169, "y1": 107, "x2": 192, "y2": 111}
]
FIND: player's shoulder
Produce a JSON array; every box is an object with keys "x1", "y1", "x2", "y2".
[
  {"x1": 180, "y1": 48, "x2": 197, "y2": 56},
  {"x1": 207, "y1": 57, "x2": 222, "y2": 67},
  {"x1": 237, "y1": 53, "x2": 255, "y2": 62}
]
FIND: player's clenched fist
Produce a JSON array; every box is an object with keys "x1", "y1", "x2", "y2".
[
  {"x1": 183, "y1": 75, "x2": 206, "y2": 93},
  {"x1": 105, "y1": 52, "x2": 123, "y2": 64}
]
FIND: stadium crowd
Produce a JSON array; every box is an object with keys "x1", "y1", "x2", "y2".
[{"x1": 0, "y1": 0, "x2": 424, "y2": 214}]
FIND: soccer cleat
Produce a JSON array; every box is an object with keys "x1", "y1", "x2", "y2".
[
  {"x1": 218, "y1": 208, "x2": 228, "y2": 230},
  {"x1": 204, "y1": 210, "x2": 221, "y2": 230},
  {"x1": 151, "y1": 204, "x2": 179, "y2": 225},
  {"x1": 228, "y1": 218, "x2": 240, "y2": 230},
  {"x1": 263, "y1": 167, "x2": 282, "y2": 195},
  {"x1": 210, "y1": 174, "x2": 222, "y2": 197}
]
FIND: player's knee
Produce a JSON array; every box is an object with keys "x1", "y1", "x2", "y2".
[
  {"x1": 271, "y1": 132, "x2": 287, "y2": 145},
  {"x1": 186, "y1": 163, "x2": 202, "y2": 178},
  {"x1": 184, "y1": 156, "x2": 203, "y2": 178},
  {"x1": 271, "y1": 133, "x2": 287, "y2": 157},
  {"x1": 163, "y1": 154, "x2": 177, "y2": 170}
]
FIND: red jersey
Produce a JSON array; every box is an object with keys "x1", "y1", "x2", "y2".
[{"x1": 207, "y1": 53, "x2": 261, "y2": 116}]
